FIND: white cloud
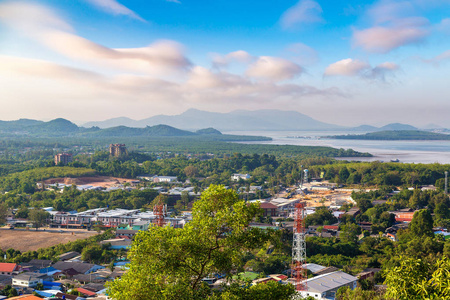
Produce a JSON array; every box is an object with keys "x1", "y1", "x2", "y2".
[
  {"x1": 0, "y1": 1, "x2": 190, "y2": 74},
  {"x1": 285, "y1": 43, "x2": 319, "y2": 65},
  {"x1": 325, "y1": 59, "x2": 370, "y2": 76},
  {"x1": 353, "y1": 0, "x2": 430, "y2": 53},
  {"x1": 211, "y1": 50, "x2": 254, "y2": 68},
  {"x1": 0, "y1": 54, "x2": 344, "y2": 120},
  {"x1": 0, "y1": 1, "x2": 73, "y2": 32},
  {"x1": 367, "y1": 0, "x2": 414, "y2": 24},
  {"x1": 325, "y1": 58, "x2": 398, "y2": 80},
  {"x1": 353, "y1": 25, "x2": 429, "y2": 53},
  {"x1": 0, "y1": 1, "x2": 345, "y2": 120},
  {"x1": 246, "y1": 56, "x2": 303, "y2": 81},
  {"x1": 280, "y1": 0, "x2": 324, "y2": 29},
  {"x1": 85, "y1": 0, "x2": 145, "y2": 21}
]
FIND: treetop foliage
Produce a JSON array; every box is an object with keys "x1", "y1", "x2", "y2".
[{"x1": 106, "y1": 185, "x2": 292, "y2": 300}]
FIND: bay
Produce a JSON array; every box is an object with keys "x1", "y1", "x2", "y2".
[{"x1": 224, "y1": 130, "x2": 450, "y2": 164}]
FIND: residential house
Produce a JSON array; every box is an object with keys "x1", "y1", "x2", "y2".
[
  {"x1": 52, "y1": 261, "x2": 104, "y2": 275},
  {"x1": 231, "y1": 174, "x2": 251, "y2": 181},
  {"x1": 259, "y1": 202, "x2": 278, "y2": 217},
  {"x1": 115, "y1": 229, "x2": 139, "y2": 239},
  {"x1": 391, "y1": 208, "x2": 416, "y2": 222},
  {"x1": 0, "y1": 263, "x2": 19, "y2": 276},
  {"x1": 153, "y1": 176, "x2": 178, "y2": 183},
  {"x1": 132, "y1": 221, "x2": 149, "y2": 231},
  {"x1": 100, "y1": 238, "x2": 132, "y2": 250},
  {"x1": 58, "y1": 251, "x2": 81, "y2": 261},
  {"x1": 12, "y1": 273, "x2": 44, "y2": 288}
]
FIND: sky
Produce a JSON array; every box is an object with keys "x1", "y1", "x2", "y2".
[{"x1": 0, "y1": 0, "x2": 450, "y2": 127}]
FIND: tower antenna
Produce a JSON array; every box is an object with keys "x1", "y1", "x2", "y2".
[{"x1": 292, "y1": 202, "x2": 307, "y2": 291}]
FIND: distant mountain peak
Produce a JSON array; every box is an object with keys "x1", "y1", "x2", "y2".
[{"x1": 82, "y1": 109, "x2": 342, "y2": 131}]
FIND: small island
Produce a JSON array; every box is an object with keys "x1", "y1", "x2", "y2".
[{"x1": 330, "y1": 130, "x2": 450, "y2": 140}]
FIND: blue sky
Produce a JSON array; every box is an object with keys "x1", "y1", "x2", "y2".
[{"x1": 0, "y1": 0, "x2": 450, "y2": 127}]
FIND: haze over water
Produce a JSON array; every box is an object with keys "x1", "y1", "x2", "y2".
[{"x1": 226, "y1": 131, "x2": 450, "y2": 164}]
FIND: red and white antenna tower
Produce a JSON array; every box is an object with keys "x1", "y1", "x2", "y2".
[
  {"x1": 292, "y1": 202, "x2": 307, "y2": 291},
  {"x1": 153, "y1": 204, "x2": 166, "y2": 227}
]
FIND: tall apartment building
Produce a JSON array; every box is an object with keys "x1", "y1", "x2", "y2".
[
  {"x1": 109, "y1": 144, "x2": 127, "y2": 157},
  {"x1": 54, "y1": 153, "x2": 73, "y2": 165}
]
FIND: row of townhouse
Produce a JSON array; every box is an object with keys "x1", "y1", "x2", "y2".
[{"x1": 52, "y1": 208, "x2": 189, "y2": 229}]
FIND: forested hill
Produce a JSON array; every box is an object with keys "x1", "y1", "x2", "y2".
[
  {"x1": 0, "y1": 118, "x2": 268, "y2": 141},
  {"x1": 331, "y1": 130, "x2": 450, "y2": 140}
]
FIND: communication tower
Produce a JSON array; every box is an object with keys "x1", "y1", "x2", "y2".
[
  {"x1": 292, "y1": 202, "x2": 307, "y2": 291},
  {"x1": 153, "y1": 204, "x2": 166, "y2": 227}
]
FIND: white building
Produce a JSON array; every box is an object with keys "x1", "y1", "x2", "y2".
[
  {"x1": 12, "y1": 274, "x2": 43, "y2": 288},
  {"x1": 154, "y1": 176, "x2": 178, "y2": 183},
  {"x1": 231, "y1": 174, "x2": 251, "y2": 181},
  {"x1": 296, "y1": 271, "x2": 358, "y2": 300}
]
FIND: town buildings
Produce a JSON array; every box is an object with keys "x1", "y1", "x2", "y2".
[
  {"x1": 54, "y1": 153, "x2": 72, "y2": 165},
  {"x1": 109, "y1": 144, "x2": 127, "y2": 157},
  {"x1": 52, "y1": 208, "x2": 188, "y2": 230}
]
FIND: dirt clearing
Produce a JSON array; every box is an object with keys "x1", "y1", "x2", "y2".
[{"x1": 0, "y1": 229, "x2": 97, "y2": 252}]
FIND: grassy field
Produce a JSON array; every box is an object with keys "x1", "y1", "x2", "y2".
[{"x1": 0, "y1": 229, "x2": 97, "y2": 252}]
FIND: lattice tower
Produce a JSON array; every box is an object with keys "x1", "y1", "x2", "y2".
[
  {"x1": 153, "y1": 204, "x2": 166, "y2": 227},
  {"x1": 292, "y1": 202, "x2": 307, "y2": 291}
]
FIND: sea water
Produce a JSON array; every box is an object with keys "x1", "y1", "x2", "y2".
[{"x1": 225, "y1": 130, "x2": 450, "y2": 164}]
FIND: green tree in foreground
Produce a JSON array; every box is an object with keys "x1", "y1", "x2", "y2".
[
  {"x1": 216, "y1": 281, "x2": 295, "y2": 300},
  {"x1": 336, "y1": 286, "x2": 385, "y2": 300},
  {"x1": 107, "y1": 185, "x2": 294, "y2": 300},
  {"x1": 384, "y1": 256, "x2": 450, "y2": 300}
]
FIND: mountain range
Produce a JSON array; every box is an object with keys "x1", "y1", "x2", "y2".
[
  {"x1": 0, "y1": 118, "x2": 272, "y2": 141},
  {"x1": 0, "y1": 109, "x2": 444, "y2": 138},
  {"x1": 83, "y1": 109, "x2": 441, "y2": 132},
  {"x1": 83, "y1": 109, "x2": 341, "y2": 131}
]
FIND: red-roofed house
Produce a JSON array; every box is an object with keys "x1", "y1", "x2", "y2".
[
  {"x1": 268, "y1": 274, "x2": 288, "y2": 281},
  {"x1": 77, "y1": 287, "x2": 97, "y2": 297},
  {"x1": 0, "y1": 263, "x2": 19, "y2": 275},
  {"x1": 259, "y1": 202, "x2": 278, "y2": 217},
  {"x1": 323, "y1": 225, "x2": 339, "y2": 230},
  {"x1": 393, "y1": 211, "x2": 416, "y2": 222}
]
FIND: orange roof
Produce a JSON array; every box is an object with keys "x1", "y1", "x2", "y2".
[
  {"x1": 0, "y1": 263, "x2": 18, "y2": 273},
  {"x1": 77, "y1": 287, "x2": 97, "y2": 296},
  {"x1": 8, "y1": 295, "x2": 43, "y2": 300},
  {"x1": 259, "y1": 202, "x2": 278, "y2": 209}
]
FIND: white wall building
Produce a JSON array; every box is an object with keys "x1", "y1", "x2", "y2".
[
  {"x1": 231, "y1": 173, "x2": 251, "y2": 181},
  {"x1": 296, "y1": 271, "x2": 358, "y2": 300}
]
